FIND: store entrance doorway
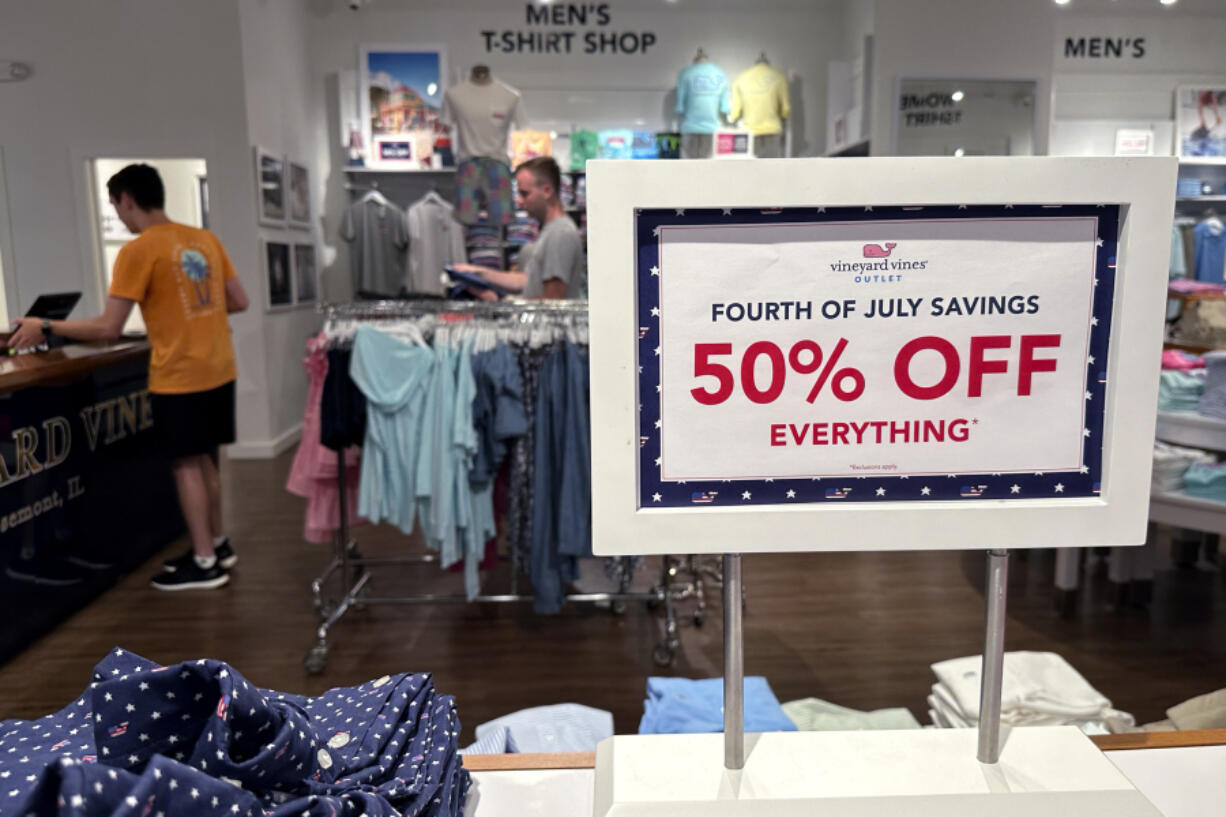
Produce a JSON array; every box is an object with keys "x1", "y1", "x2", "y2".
[{"x1": 89, "y1": 157, "x2": 209, "y2": 334}]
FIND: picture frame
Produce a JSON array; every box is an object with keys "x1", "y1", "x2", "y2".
[
  {"x1": 293, "y1": 242, "x2": 318, "y2": 306},
  {"x1": 358, "y1": 44, "x2": 447, "y2": 169},
  {"x1": 1176, "y1": 87, "x2": 1226, "y2": 159},
  {"x1": 287, "y1": 161, "x2": 310, "y2": 229},
  {"x1": 254, "y1": 146, "x2": 286, "y2": 225},
  {"x1": 263, "y1": 238, "x2": 293, "y2": 311}
]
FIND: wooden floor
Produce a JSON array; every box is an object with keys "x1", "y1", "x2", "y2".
[{"x1": 1, "y1": 451, "x2": 1224, "y2": 740}]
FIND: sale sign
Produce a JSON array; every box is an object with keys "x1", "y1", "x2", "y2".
[{"x1": 635, "y1": 204, "x2": 1119, "y2": 509}]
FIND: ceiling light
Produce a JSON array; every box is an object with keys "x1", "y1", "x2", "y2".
[
  {"x1": 426, "y1": 82, "x2": 438, "y2": 96},
  {"x1": 1160, "y1": 0, "x2": 1178, "y2": 5},
  {"x1": 1053, "y1": 0, "x2": 1071, "y2": 5},
  {"x1": 951, "y1": 90, "x2": 965, "y2": 102},
  {"x1": 953, "y1": 148, "x2": 965, "y2": 157}
]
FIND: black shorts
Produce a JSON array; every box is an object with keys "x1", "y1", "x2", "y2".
[{"x1": 150, "y1": 380, "x2": 236, "y2": 460}]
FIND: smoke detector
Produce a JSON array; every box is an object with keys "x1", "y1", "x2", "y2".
[{"x1": 0, "y1": 61, "x2": 31, "y2": 82}]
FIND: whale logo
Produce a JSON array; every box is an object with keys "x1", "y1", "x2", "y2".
[{"x1": 862, "y1": 242, "x2": 897, "y2": 258}]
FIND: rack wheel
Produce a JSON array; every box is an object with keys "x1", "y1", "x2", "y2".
[
  {"x1": 612, "y1": 600, "x2": 627, "y2": 616},
  {"x1": 693, "y1": 610, "x2": 705, "y2": 627},
  {"x1": 651, "y1": 644, "x2": 675, "y2": 667},
  {"x1": 646, "y1": 594, "x2": 661, "y2": 611},
  {"x1": 303, "y1": 645, "x2": 328, "y2": 675}
]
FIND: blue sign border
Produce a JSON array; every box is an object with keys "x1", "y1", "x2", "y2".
[{"x1": 634, "y1": 204, "x2": 1120, "y2": 510}]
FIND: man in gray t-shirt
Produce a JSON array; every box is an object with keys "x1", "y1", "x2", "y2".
[{"x1": 455, "y1": 156, "x2": 586, "y2": 300}]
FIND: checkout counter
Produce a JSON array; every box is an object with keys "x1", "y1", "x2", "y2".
[{"x1": 0, "y1": 338, "x2": 183, "y2": 663}]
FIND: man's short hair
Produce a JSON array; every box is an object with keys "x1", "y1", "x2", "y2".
[
  {"x1": 515, "y1": 156, "x2": 561, "y2": 199},
  {"x1": 107, "y1": 164, "x2": 165, "y2": 211}
]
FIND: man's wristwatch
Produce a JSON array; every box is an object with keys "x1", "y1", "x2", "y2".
[{"x1": 40, "y1": 318, "x2": 51, "y2": 337}]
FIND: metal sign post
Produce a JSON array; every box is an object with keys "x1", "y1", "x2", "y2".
[
  {"x1": 723, "y1": 554, "x2": 745, "y2": 770},
  {"x1": 977, "y1": 549, "x2": 1009, "y2": 764}
]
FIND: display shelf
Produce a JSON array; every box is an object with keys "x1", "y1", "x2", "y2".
[
  {"x1": 1150, "y1": 488, "x2": 1226, "y2": 536},
  {"x1": 1179, "y1": 157, "x2": 1226, "y2": 166},
  {"x1": 1155, "y1": 410, "x2": 1226, "y2": 452},
  {"x1": 343, "y1": 166, "x2": 455, "y2": 174},
  {"x1": 1176, "y1": 195, "x2": 1226, "y2": 202}
]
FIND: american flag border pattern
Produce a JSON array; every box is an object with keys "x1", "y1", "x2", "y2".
[{"x1": 634, "y1": 204, "x2": 1121, "y2": 510}]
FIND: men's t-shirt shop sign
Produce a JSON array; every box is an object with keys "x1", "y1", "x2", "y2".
[{"x1": 481, "y1": 3, "x2": 659, "y2": 55}]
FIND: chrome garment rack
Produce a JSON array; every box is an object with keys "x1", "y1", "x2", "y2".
[{"x1": 303, "y1": 299, "x2": 698, "y2": 673}]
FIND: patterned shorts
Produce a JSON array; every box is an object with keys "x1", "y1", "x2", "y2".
[{"x1": 456, "y1": 158, "x2": 514, "y2": 226}]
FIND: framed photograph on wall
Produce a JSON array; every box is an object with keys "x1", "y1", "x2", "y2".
[
  {"x1": 359, "y1": 44, "x2": 447, "y2": 168},
  {"x1": 264, "y1": 238, "x2": 293, "y2": 311},
  {"x1": 1176, "y1": 87, "x2": 1226, "y2": 159},
  {"x1": 288, "y1": 161, "x2": 310, "y2": 228},
  {"x1": 294, "y1": 242, "x2": 318, "y2": 305},
  {"x1": 254, "y1": 147, "x2": 286, "y2": 225}
]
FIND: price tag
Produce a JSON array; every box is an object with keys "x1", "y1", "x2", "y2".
[{"x1": 638, "y1": 205, "x2": 1116, "y2": 508}]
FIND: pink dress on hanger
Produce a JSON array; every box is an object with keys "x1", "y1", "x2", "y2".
[{"x1": 286, "y1": 334, "x2": 366, "y2": 543}]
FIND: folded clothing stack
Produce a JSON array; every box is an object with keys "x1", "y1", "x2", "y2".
[
  {"x1": 1198, "y1": 350, "x2": 1226, "y2": 420},
  {"x1": 460, "y1": 703, "x2": 612, "y2": 754},
  {"x1": 1182, "y1": 460, "x2": 1226, "y2": 502},
  {"x1": 0, "y1": 648, "x2": 469, "y2": 817},
  {"x1": 1161, "y1": 348, "x2": 1204, "y2": 370},
  {"x1": 927, "y1": 651, "x2": 1134, "y2": 735},
  {"x1": 1142, "y1": 687, "x2": 1226, "y2": 731},
  {"x1": 1153, "y1": 441, "x2": 1217, "y2": 491},
  {"x1": 639, "y1": 676, "x2": 797, "y2": 734},
  {"x1": 1158, "y1": 369, "x2": 1206, "y2": 411},
  {"x1": 782, "y1": 698, "x2": 920, "y2": 731}
]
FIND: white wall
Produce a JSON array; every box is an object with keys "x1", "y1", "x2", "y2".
[
  {"x1": 238, "y1": 0, "x2": 327, "y2": 450},
  {"x1": 303, "y1": 0, "x2": 845, "y2": 298},
  {"x1": 867, "y1": 0, "x2": 1055, "y2": 157},
  {"x1": 1052, "y1": 10, "x2": 1226, "y2": 123}
]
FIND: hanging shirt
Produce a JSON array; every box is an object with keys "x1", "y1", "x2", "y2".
[
  {"x1": 519, "y1": 216, "x2": 586, "y2": 299},
  {"x1": 1170, "y1": 224, "x2": 1188, "y2": 278},
  {"x1": 730, "y1": 62, "x2": 791, "y2": 135},
  {"x1": 1194, "y1": 218, "x2": 1226, "y2": 283},
  {"x1": 597, "y1": 129, "x2": 634, "y2": 159},
  {"x1": 439, "y1": 79, "x2": 524, "y2": 162},
  {"x1": 509, "y1": 129, "x2": 552, "y2": 167},
  {"x1": 350, "y1": 325, "x2": 434, "y2": 535},
  {"x1": 632, "y1": 131, "x2": 659, "y2": 159},
  {"x1": 406, "y1": 196, "x2": 466, "y2": 295},
  {"x1": 340, "y1": 197, "x2": 408, "y2": 296},
  {"x1": 675, "y1": 61, "x2": 731, "y2": 135},
  {"x1": 569, "y1": 129, "x2": 599, "y2": 171}
]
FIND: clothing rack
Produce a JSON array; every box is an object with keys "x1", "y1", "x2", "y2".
[{"x1": 304, "y1": 299, "x2": 693, "y2": 674}]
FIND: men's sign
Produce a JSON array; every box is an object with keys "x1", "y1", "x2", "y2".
[
  {"x1": 640, "y1": 206, "x2": 1116, "y2": 508},
  {"x1": 589, "y1": 157, "x2": 1175, "y2": 554}
]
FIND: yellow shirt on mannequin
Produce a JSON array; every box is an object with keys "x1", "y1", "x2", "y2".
[
  {"x1": 730, "y1": 63, "x2": 791, "y2": 136},
  {"x1": 109, "y1": 223, "x2": 237, "y2": 394}
]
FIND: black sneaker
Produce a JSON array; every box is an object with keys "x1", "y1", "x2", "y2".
[
  {"x1": 163, "y1": 539, "x2": 237, "y2": 572},
  {"x1": 6, "y1": 557, "x2": 87, "y2": 586},
  {"x1": 151, "y1": 560, "x2": 230, "y2": 591}
]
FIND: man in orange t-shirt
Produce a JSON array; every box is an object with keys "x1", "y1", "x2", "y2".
[{"x1": 9, "y1": 164, "x2": 250, "y2": 591}]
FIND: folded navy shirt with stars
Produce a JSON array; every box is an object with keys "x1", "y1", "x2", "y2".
[{"x1": 0, "y1": 648, "x2": 470, "y2": 817}]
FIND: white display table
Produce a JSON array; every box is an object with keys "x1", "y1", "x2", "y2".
[{"x1": 463, "y1": 731, "x2": 1226, "y2": 817}]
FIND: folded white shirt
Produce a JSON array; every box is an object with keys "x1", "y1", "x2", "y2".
[{"x1": 931, "y1": 652, "x2": 1112, "y2": 722}]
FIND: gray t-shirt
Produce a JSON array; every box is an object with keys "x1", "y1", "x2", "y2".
[
  {"x1": 521, "y1": 216, "x2": 585, "y2": 299},
  {"x1": 440, "y1": 80, "x2": 524, "y2": 162},
  {"x1": 340, "y1": 197, "x2": 407, "y2": 295}
]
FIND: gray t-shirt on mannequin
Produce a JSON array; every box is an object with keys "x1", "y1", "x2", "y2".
[{"x1": 519, "y1": 216, "x2": 585, "y2": 299}]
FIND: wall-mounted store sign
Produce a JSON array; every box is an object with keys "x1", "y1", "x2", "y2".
[
  {"x1": 588, "y1": 157, "x2": 1176, "y2": 555},
  {"x1": 480, "y1": 3, "x2": 658, "y2": 55},
  {"x1": 1062, "y1": 36, "x2": 1146, "y2": 60}
]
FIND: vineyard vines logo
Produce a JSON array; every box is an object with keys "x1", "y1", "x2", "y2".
[{"x1": 830, "y1": 241, "x2": 928, "y2": 282}]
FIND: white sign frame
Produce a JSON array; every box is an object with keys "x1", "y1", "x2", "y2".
[{"x1": 587, "y1": 156, "x2": 1176, "y2": 555}]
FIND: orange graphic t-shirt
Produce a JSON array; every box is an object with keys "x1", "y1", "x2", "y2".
[{"x1": 109, "y1": 223, "x2": 237, "y2": 394}]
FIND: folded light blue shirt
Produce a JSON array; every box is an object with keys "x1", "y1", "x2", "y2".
[{"x1": 639, "y1": 676, "x2": 797, "y2": 734}]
